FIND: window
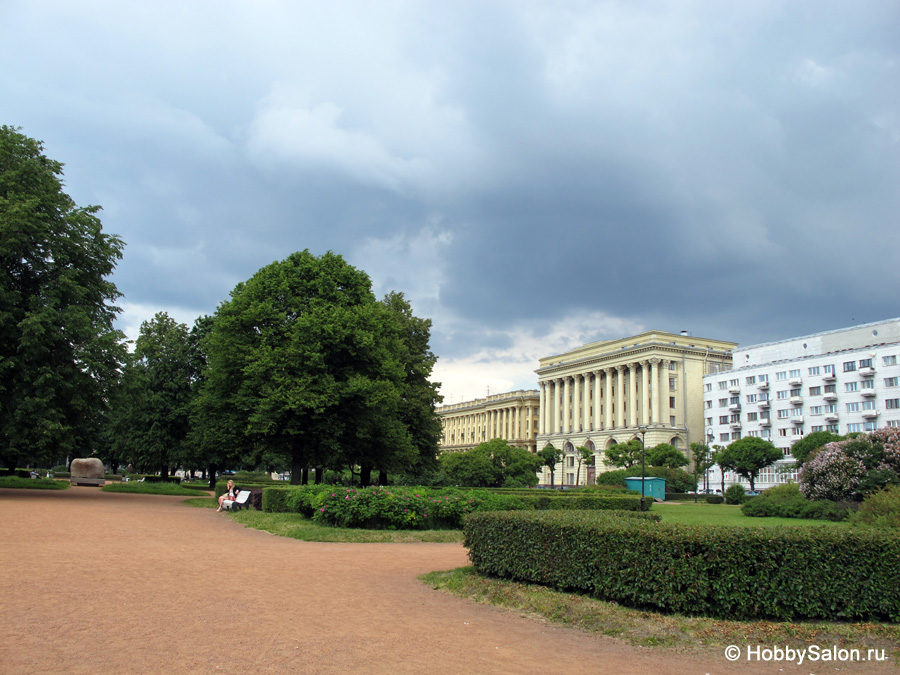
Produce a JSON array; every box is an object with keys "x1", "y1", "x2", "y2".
[
  {"x1": 845, "y1": 382, "x2": 859, "y2": 392},
  {"x1": 720, "y1": 433, "x2": 730, "y2": 442},
  {"x1": 791, "y1": 408, "x2": 802, "y2": 417},
  {"x1": 749, "y1": 430, "x2": 760, "y2": 438},
  {"x1": 758, "y1": 393, "x2": 769, "y2": 401},
  {"x1": 790, "y1": 388, "x2": 801, "y2": 397},
  {"x1": 705, "y1": 400, "x2": 712, "y2": 409},
  {"x1": 844, "y1": 361, "x2": 857, "y2": 372},
  {"x1": 825, "y1": 404, "x2": 837, "y2": 413},
  {"x1": 669, "y1": 396, "x2": 676, "y2": 408},
  {"x1": 886, "y1": 377, "x2": 899, "y2": 387},
  {"x1": 719, "y1": 398, "x2": 728, "y2": 407},
  {"x1": 669, "y1": 362, "x2": 676, "y2": 371},
  {"x1": 670, "y1": 415, "x2": 676, "y2": 425},
  {"x1": 746, "y1": 393, "x2": 757, "y2": 403},
  {"x1": 732, "y1": 431, "x2": 741, "y2": 440},
  {"x1": 846, "y1": 402, "x2": 861, "y2": 412},
  {"x1": 777, "y1": 390, "x2": 789, "y2": 400},
  {"x1": 760, "y1": 411, "x2": 770, "y2": 420},
  {"x1": 883, "y1": 355, "x2": 897, "y2": 366},
  {"x1": 808, "y1": 366, "x2": 821, "y2": 376},
  {"x1": 847, "y1": 423, "x2": 862, "y2": 433},
  {"x1": 824, "y1": 384, "x2": 837, "y2": 394},
  {"x1": 811, "y1": 425, "x2": 824, "y2": 432},
  {"x1": 730, "y1": 414, "x2": 740, "y2": 423},
  {"x1": 669, "y1": 377, "x2": 676, "y2": 391},
  {"x1": 746, "y1": 376, "x2": 756, "y2": 385},
  {"x1": 729, "y1": 378, "x2": 739, "y2": 387},
  {"x1": 789, "y1": 369, "x2": 801, "y2": 378},
  {"x1": 567, "y1": 456, "x2": 575, "y2": 467},
  {"x1": 824, "y1": 364, "x2": 835, "y2": 375},
  {"x1": 777, "y1": 409, "x2": 790, "y2": 419},
  {"x1": 888, "y1": 420, "x2": 900, "y2": 428},
  {"x1": 761, "y1": 429, "x2": 771, "y2": 439},
  {"x1": 778, "y1": 429, "x2": 788, "y2": 437},
  {"x1": 776, "y1": 371, "x2": 787, "y2": 381},
  {"x1": 809, "y1": 386, "x2": 822, "y2": 396},
  {"x1": 747, "y1": 412, "x2": 758, "y2": 421},
  {"x1": 865, "y1": 421, "x2": 878, "y2": 431},
  {"x1": 706, "y1": 417, "x2": 713, "y2": 425},
  {"x1": 729, "y1": 396, "x2": 740, "y2": 405},
  {"x1": 826, "y1": 424, "x2": 840, "y2": 433},
  {"x1": 859, "y1": 358, "x2": 873, "y2": 369},
  {"x1": 718, "y1": 381, "x2": 728, "y2": 390},
  {"x1": 863, "y1": 400, "x2": 876, "y2": 410},
  {"x1": 792, "y1": 427, "x2": 803, "y2": 436},
  {"x1": 704, "y1": 383, "x2": 712, "y2": 392},
  {"x1": 758, "y1": 374, "x2": 769, "y2": 382},
  {"x1": 887, "y1": 399, "x2": 900, "y2": 410},
  {"x1": 810, "y1": 406, "x2": 824, "y2": 415},
  {"x1": 861, "y1": 379, "x2": 874, "y2": 390},
  {"x1": 719, "y1": 415, "x2": 729, "y2": 424}
]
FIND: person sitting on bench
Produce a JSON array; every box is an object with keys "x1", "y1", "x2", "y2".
[{"x1": 216, "y1": 480, "x2": 239, "y2": 512}]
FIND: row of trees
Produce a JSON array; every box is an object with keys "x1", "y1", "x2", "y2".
[{"x1": 1, "y1": 126, "x2": 443, "y2": 485}]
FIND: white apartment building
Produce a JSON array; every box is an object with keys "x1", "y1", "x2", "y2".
[{"x1": 703, "y1": 318, "x2": 900, "y2": 492}]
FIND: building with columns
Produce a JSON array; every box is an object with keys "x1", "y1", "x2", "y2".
[
  {"x1": 536, "y1": 331, "x2": 736, "y2": 486},
  {"x1": 437, "y1": 390, "x2": 541, "y2": 454}
]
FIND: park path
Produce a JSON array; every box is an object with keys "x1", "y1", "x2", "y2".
[{"x1": 0, "y1": 487, "x2": 889, "y2": 674}]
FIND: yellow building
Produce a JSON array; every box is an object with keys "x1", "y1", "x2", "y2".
[
  {"x1": 536, "y1": 331, "x2": 736, "y2": 486},
  {"x1": 437, "y1": 390, "x2": 541, "y2": 454}
]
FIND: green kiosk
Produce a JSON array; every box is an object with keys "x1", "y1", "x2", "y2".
[{"x1": 624, "y1": 477, "x2": 666, "y2": 502}]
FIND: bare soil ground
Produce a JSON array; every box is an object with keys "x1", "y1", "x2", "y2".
[{"x1": 0, "y1": 487, "x2": 891, "y2": 674}]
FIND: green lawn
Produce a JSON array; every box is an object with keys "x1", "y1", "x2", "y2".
[{"x1": 653, "y1": 500, "x2": 848, "y2": 527}]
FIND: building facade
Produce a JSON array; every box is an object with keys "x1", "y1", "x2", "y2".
[
  {"x1": 437, "y1": 390, "x2": 541, "y2": 454},
  {"x1": 536, "y1": 331, "x2": 737, "y2": 486},
  {"x1": 703, "y1": 318, "x2": 900, "y2": 492}
]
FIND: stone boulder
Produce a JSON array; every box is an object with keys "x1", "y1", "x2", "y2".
[{"x1": 70, "y1": 458, "x2": 105, "y2": 486}]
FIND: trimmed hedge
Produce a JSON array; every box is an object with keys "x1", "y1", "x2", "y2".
[
  {"x1": 463, "y1": 510, "x2": 900, "y2": 621},
  {"x1": 514, "y1": 493, "x2": 645, "y2": 511},
  {"x1": 706, "y1": 495, "x2": 724, "y2": 504}
]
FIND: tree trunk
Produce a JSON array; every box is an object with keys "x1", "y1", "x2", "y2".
[
  {"x1": 314, "y1": 467, "x2": 323, "y2": 484},
  {"x1": 290, "y1": 453, "x2": 304, "y2": 485},
  {"x1": 301, "y1": 467, "x2": 309, "y2": 485},
  {"x1": 378, "y1": 470, "x2": 388, "y2": 486},
  {"x1": 360, "y1": 465, "x2": 373, "y2": 488},
  {"x1": 208, "y1": 463, "x2": 218, "y2": 490}
]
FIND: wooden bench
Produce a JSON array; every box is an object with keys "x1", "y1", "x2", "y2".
[{"x1": 221, "y1": 490, "x2": 251, "y2": 511}]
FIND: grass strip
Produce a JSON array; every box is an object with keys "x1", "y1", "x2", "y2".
[
  {"x1": 0, "y1": 476, "x2": 68, "y2": 490},
  {"x1": 101, "y1": 482, "x2": 201, "y2": 496},
  {"x1": 420, "y1": 567, "x2": 900, "y2": 654}
]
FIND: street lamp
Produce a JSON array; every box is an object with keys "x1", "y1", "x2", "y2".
[{"x1": 638, "y1": 425, "x2": 648, "y2": 512}]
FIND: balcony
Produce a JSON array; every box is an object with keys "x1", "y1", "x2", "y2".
[
  {"x1": 757, "y1": 381, "x2": 769, "y2": 390},
  {"x1": 729, "y1": 385, "x2": 740, "y2": 394},
  {"x1": 789, "y1": 377, "x2": 802, "y2": 386},
  {"x1": 823, "y1": 373, "x2": 836, "y2": 381},
  {"x1": 760, "y1": 419, "x2": 771, "y2": 427},
  {"x1": 862, "y1": 410, "x2": 879, "y2": 419},
  {"x1": 729, "y1": 403, "x2": 741, "y2": 412},
  {"x1": 790, "y1": 396, "x2": 803, "y2": 405},
  {"x1": 823, "y1": 392, "x2": 838, "y2": 401},
  {"x1": 730, "y1": 421, "x2": 742, "y2": 429},
  {"x1": 861, "y1": 389, "x2": 876, "y2": 397},
  {"x1": 859, "y1": 367, "x2": 875, "y2": 377},
  {"x1": 758, "y1": 399, "x2": 770, "y2": 408},
  {"x1": 791, "y1": 416, "x2": 804, "y2": 425},
  {"x1": 824, "y1": 413, "x2": 839, "y2": 422}
]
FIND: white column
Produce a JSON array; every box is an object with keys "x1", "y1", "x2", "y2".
[
  {"x1": 563, "y1": 377, "x2": 571, "y2": 433},
  {"x1": 660, "y1": 360, "x2": 670, "y2": 425},
  {"x1": 616, "y1": 366, "x2": 625, "y2": 427},
  {"x1": 603, "y1": 368, "x2": 612, "y2": 429},
  {"x1": 628, "y1": 363, "x2": 638, "y2": 428},
  {"x1": 641, "y1": 361, "x2": 650, "y2": 425},
  {"x1": 650, "y1": 358, "x2": 660, "y2": 424},
  {"x1": 572, "y1": 375, "x2": 581, "y2": 432},
  {"x1": 539, "y1": 382, "x2": 546, "y2": 435},
  {"x1": 593, "y1": 371, "x2": 602, "y2": 431}
]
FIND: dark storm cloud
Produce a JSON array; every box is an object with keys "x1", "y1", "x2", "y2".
[{"x1": 0, "y1": 0, "x2": 896, "y2": 399}]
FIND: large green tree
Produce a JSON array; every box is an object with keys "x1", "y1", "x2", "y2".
[
  {"x1": 603, "y1": 439, "x2": 643, "y2": 469},
  {"x1": 717, "y1": 437, "x2": 783, "y2": 493},
  {"x1": 199, "y1": 250, "x2": 438, "y2": 485},
  {"x1": 538, "y1": 445, "x2": 562, "y2": 487},
  {"x1": 441, "y1": 439, "x2": 543, "y2": 488},
  {"x1": 0, "y1": 126, "x2": 126, "y2": 468},
  {"x1": 789, "y1": 430, "x2": 843, "y2": 466},
  {"x1": 646, "y1": 443, "x2": 689, "y2": 468}
]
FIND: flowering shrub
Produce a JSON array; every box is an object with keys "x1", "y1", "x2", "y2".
[{"x1": 799, "y1": 428, "x2": 900, "y2": 501}]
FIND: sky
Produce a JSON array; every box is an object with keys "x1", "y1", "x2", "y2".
[{"x1": 2, "y1": 1, "x2": 898, "y2": 403}]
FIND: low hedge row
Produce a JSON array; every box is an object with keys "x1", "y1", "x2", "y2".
[
  {"x1": 514, "y1": 493, "x2": 644, "y2": 511},
  {"x1": 463, "y1": 511, "x2": 900, "y2": 621}
]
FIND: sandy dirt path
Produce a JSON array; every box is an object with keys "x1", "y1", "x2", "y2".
[{"x1": 0, "y1": 487, "x2": 891, "y2": 674}]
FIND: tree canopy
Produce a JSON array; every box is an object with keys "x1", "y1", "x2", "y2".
[
  {"x1": 441, "y1": 439, "x2": 543, "y2": 488},
  {"x1": 196, "y1": 250, "x2": 440, "y2": 484},
  {"x1": 790, "y1": 430, "x2": 844, "y2": 466},
  {"x1": 0, "y1": 126, "x2": 127, "y2": 468},
  {"x1": 646, "y1": 443, "x2": 689, "y2": 468},
  {"x1": 603, "y1": 439, "x2": 643, "y2": 468},
  {"x1": 717, "y1": 437, "x2": 782, "y2": 492}
]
